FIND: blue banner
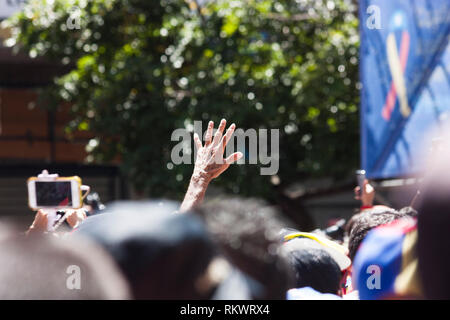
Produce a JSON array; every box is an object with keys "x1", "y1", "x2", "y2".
[{"x1": 360, "y1": 0, "x2": 450, "y2": 179}]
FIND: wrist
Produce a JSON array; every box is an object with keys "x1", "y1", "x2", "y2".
[
  {"x1": 361, "y1": 195, "x2": 374, "y2": 208},
  {"x1": 180, "y1": 171, "x2": 210, "y2": 213},
  {"x1": 191, "y1": 169, "x2": 211, "y2": 186}
]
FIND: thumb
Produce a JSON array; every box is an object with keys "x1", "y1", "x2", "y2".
[{"x1": 225, "y1": 152, "x2": 243, "y2": 164}]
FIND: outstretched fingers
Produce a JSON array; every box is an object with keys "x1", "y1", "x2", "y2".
[
  {"x1": 204, "y1": 121, "x2": 214, "y2": 147},
  {"x1": 211, "y1": 119, "x2": 226, "y2": 148},
  {"x1": 193, "y1": 133, "x2": 202, "y2": 150},
  {"x1": 220, "y1": 123, "x2": 236, "y2": 153}
]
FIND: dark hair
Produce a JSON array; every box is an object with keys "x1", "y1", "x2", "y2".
[
  {"x1": 283, "y1": 239, "x2": 341, "y2": 294},
  {"x1": 196, "y1": 196, "x2": 295, "y2": 299},
  {"x1": 0, "y1": 229, "x2": 130, "y2": 299},
  {"x1": 346, "y1": 207, "x2": 407, "y2": 261}
]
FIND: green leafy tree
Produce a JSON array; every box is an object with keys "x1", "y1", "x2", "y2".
[{"x1": 4, "y1": 0, "x2": 360, "y2": 201}]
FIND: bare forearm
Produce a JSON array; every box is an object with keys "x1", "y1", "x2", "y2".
[{"x1": 180, "y1": 173, "x2": 210, "y2": 213}]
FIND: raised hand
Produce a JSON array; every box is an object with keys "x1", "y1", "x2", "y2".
[
  {"x1": 192, "y1": 119, "x2": 243, "y2": 182},
  {"x1": 354, "y1": 179, "x2": 375, "y2": 208},
  {"x1": 180, "y1": 119, "x2": 243, "y2": 212}
]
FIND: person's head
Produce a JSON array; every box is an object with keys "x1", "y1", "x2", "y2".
[
  {"x1": 75, "y1": 201, "x2": 222, "y2": 299},
  {"x1": 0, "y1": 225, "x2": 130, "y2": 299},
  {"x1": 282, "y1": 238, "x2": 342, "y2": 294},
  {"x1": 346, "y1": 207, "x2": 407, "y2": 261},
  {"x1": 195, "y1": 196, "x2": 295, "y2": 299}
]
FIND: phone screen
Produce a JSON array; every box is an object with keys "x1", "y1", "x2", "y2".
[{"x1": 35, "y1": 181, "x2": 72, "y2": 207}]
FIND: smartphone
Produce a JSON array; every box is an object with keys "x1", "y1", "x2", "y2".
[
  {"x1": 27, "y1": 177, "x2": 83, "y2": 210},
  {"x1": 356, "y1": 169, "x2": 366, "y2": 196}
]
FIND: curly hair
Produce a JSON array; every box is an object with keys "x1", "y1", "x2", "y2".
[{"x1": 346, "y1": 207, "x2": 407, "y2": 261}]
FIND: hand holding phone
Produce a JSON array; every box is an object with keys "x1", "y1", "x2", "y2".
[
  {"x1": 27, "y1": 170, "x2": 90, "y2": 233},
  {"x1": 354, "y1": 170, "x2": 375, "y2": 207},
  {"x1": 27, "y1": 171, "x2": 89, "y2": 211},
  {"x1": 26, "y1": 209, "x2": 49, "y2": 235}
]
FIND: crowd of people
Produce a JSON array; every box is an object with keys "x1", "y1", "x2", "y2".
[{"x1": 0, "y1": 119, "x2": 449, "y2": 300}]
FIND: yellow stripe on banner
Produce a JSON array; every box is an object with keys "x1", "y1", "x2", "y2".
[{"x1": 394, "y1": 229, "x2": 423, "y2": 298}]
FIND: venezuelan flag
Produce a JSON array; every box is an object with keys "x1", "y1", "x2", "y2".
[{"x1": 352, "y1": 217, "x2": 423, "y2": 300}]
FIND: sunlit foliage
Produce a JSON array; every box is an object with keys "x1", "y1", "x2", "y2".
[{"x1": 5, "y1": 0, "x2": 360, "y2": 199}]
